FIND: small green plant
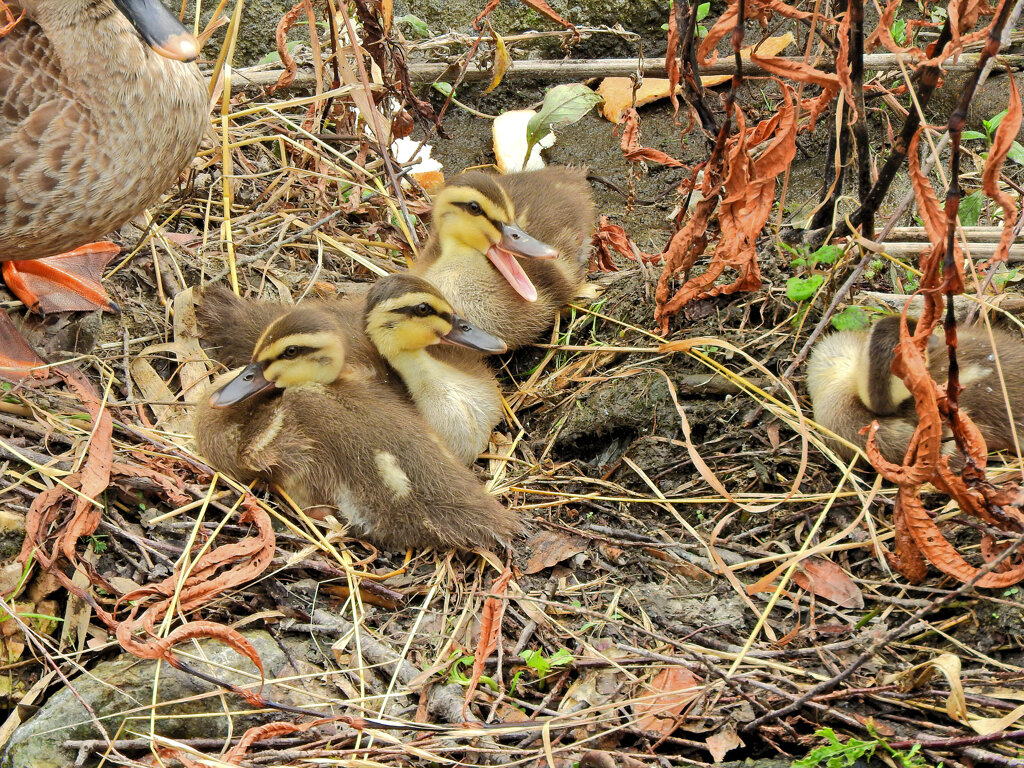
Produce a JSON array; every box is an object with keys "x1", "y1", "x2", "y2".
[
  {"x1": 958, "y1": 188, "x2": 986, "y2": 226},
  {"x1": 795, "y1": 727, "x2": 935, "y2": 768},
  {"x1": 785, "y1": 243, "x2": 843, "y2": 305},
  {"x1": 661, "y1": 2, "x2": 711, "y2": 37},
  {"x1": 395, "y1": 13, "x2": 430, "y2": 37},
  {"x1": 890, "y1": 14, "x2": 907, "y2": 46},
  {"x1": 962, "y1": 109, "x2": 1024, "y2": 167},
  {"x1": 862, "y1": 258, "x2": 885, "y2": 280},
  {"x1": 994, "y1": 266, "x2": 1024, "y2": 290},
  {"x1": 830, "y1": 306, "x2": 872, "y2": 331},
  {"x1": 447, "y1": 652, "x2": 498, "y2": 691},
  {"x1": 88, "y1": 535, "x2": 108, "y2": 554},
  {"x1": 519, "y1": 647, "x2": 573, "y2": 689}
]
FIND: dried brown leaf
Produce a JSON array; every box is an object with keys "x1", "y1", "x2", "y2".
[
  {"x1": 634, "y1": 666, "x2": 703, "y2": 736},
  {"x1": 706, "y1": 724, "x2": 744, "y2": 762},
  {"x1": 791, "y1": 557, "x2": 865, "y2": 609},
  {"x1": 525, "y1": 530, "x2": 589, "y2": 574}
]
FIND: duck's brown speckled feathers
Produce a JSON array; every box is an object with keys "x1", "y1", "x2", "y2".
[
  {"x1": 414, "y1": 167, "x2": 597, "y2": 350},
  {"x1": 807, "y1": 315, "x2": 1024, "y2": 465},
  {"x1": 0, "y1": 0, "x2": 207, "y2": 262}
]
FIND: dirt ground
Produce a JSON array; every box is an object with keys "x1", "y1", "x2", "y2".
[{"x1": 3, "y1": 9, "x2": 1024, "y2": 768}]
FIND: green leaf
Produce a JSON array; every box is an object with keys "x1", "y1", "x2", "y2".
[
  {"x1": 696, "y1": 1, "x2": 710, "y2": 20},
  {"x1": 1008, "y1": 141, "x2": 1024, "y2": 167},
  {"x1": 548, "y1": 648, "x2": 574, "y2": 668},
  {"x1": 810, "y1": 244, "x2": 843, "y2": 266},
  {"x1": 890, "y1": 17, "x2": 907, "y2": 46},
  {"x1": 432, "y1": 81, "x2": 454, "y2": 96},
  {"x1": 960, "y1": 130, "x2": 987, "y2": 142},
  {"x1": 524, "y1": 84, "x2": 603, "y2": 167},
  {"x1": 958, "y1": 189, "x2": 985, "y2": 226},
  {"x1": 793, "y1": 728, "x2": 878, "y2": 768},
  {"x1": 831, "y1": 306, "x2": 872, "y2": 331},
  {"x1": 983, "y1": 108, "x2": 1009, "y2": 136},
  {"x1": 521, "y1": 649, "x2": 550, "y2": 677},
  {"x1": 258, "y1": 40, "x2": 302, "y2": 66},
  {"x1": 993, "y1": 266, "x2": 1023, "y2": 289},
  {"x1": 396, "y1": 13, "x2": 430, "y2": 36},
  {"x1": 786, "y1": 274, "x2": 824, "y2": 302}
]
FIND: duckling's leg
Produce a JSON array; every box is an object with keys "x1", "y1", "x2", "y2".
[
  {"x1": 0, "y1": 310, "x2": 48, "y2": 379},
  {"x1": 2, "y1": 242, "x2": 121, "y2": 315}
]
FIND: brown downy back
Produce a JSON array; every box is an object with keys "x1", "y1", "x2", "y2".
[{"x1": 807, "y1": 315, "x2": 1024, "y2": 466}]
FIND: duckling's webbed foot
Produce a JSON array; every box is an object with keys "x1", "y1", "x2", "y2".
[{"x1": 2, "y1": 242, "x2": 120, "y2": 315}]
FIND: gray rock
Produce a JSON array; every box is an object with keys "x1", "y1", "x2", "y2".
[{"x1": 3, "y1": 630, "x2": 331, "y2": 768}]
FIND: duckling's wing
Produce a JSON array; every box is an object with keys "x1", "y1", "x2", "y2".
[{"x1": 196, "y1": 286, "x2": 293, "y2": 368}]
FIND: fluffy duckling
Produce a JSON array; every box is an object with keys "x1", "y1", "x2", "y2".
[
  {"x1": 364, "y1": 274, "x2": 506, "y2": 464},
  {"x1": 196, "y1": 274, "x2": 507, "y2": 464},
  {"x1": 193, "y1": 306, "x2": 520, "y2": 551},
  {"x1": 806, "y1": 315, "x2": 1024, "y2": 464},
  {"x1": 413, "y1": 167, "x2": 597, "y2": 350}
]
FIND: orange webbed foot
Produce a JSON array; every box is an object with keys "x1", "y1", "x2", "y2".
[
  {"x1": 2, "y1": 242, "x2": 121, "y2": 315},
  {"x1": 0, "y1": 311, "x2": 48, "y2": 380}
]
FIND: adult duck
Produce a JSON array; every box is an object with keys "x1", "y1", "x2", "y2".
[{"x1": 0, "y1": 0, "x2": 207, "y2": 372}]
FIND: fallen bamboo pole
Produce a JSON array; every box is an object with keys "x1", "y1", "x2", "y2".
[{"x1": 232, "y1": 52, "x2": 1023, "y2": 91}]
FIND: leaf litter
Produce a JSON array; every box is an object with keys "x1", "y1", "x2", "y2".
[{"x1": 1, "y1": 0, "x2": 1024, "y2": 763}]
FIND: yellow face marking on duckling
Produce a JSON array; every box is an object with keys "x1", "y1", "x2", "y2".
[
  {"x1": 375, "y1": 451, "x2": 412, "y2": 498},
  {"x1": 254, "y1": 331, "x2": 346, "y2": 388},
  {"x1": 434, "y1": 186, "x2": 513, "y2": 254},
  {"x1": 366, "y1": 292, "x2": 454, "y2": 359}
]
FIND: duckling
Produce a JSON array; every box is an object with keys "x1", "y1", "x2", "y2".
[
  {"x1": 364, "y1": 274, "x2": 506, "y2": 464},
  {"x1": 413, "y1": 167, "x2": 597, "y2": 350},
  {"x1": 1, "y1": 0, "x2": 207, "y2": 372},
  {"x1": 193, "y1": 306, "x2": 520, "y2": 551},
  {"x1": 806, "y1": 315, "x2": 1024, "y2": 464},
  {"x1": 196, "y1": 274, "x2": 507, "y2": 464}
]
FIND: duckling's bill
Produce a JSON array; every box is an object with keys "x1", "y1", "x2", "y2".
[
  {"x1": 210, "y1": 362, "x2": 274, "y2": 408},
  {"x1": 488, "y1": 223, "x2": 558, "y2": 303},
  {"x1": 112, "y1": 0, "x2": 200, "y2": 61},
  {"x1": 442, "y1": 315, "x2": 508, "y2": 354}
]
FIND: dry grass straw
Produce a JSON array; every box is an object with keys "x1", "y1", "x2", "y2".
[{"x1": 2, "y1": 0, "x2": 1024, "y2": 764}]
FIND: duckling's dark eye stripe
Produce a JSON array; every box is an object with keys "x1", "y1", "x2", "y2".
[
  {"x1": 394, "y1": 305, "x2": 437, "y2": 317},
  {"x1": 280, "y1": 346, "x2": 316, "y2": 357}
]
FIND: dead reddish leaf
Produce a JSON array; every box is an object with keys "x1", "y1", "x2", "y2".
[
  {"x1": 591, "y1": 216, "x2": 665, "y2": 271},
  {"x1": 706, "y1": 724, "x2": 744, "y2": 762},
  {"x1": 634, "y1": 666, "x2": 703, "y2": 736},
  {"x1": 464, "y1": 566, "x2": 513, "y2": 710},
  {"x1": 908, "y1": 130, "x2": 947, "y2": 247},
  {"x1": 791, "y1": 557, "x2": 865, "y2": 609},
  {"x1": 525, "y1": 530, "x2": 589, "y2": 574},
  {"x1": 473, "y1": 0, "x2": 574, "y2": 30},
  {"x1": 979, "y1": 71, "x2": 1021, "y2": 269},
  {"x1": 655, "y1": 85, "x2": 797, "y2": 331},
  {"x1": 619, "y1": 108, "x2": 687, "y2": 167}
]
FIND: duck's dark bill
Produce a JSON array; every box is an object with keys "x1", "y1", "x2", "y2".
[
  {"x1": 442, "y1": 315, "x2": 508, "y2": 354},
  {"x1": 499, "y1": 223, "x2": 558, "y2": 260},
  {"x1": 113, "y1": 0, "x2": 200, "y2": 61},
  {"x1": 209, "y1": 363, "x2": 274, "y2": 408}
]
